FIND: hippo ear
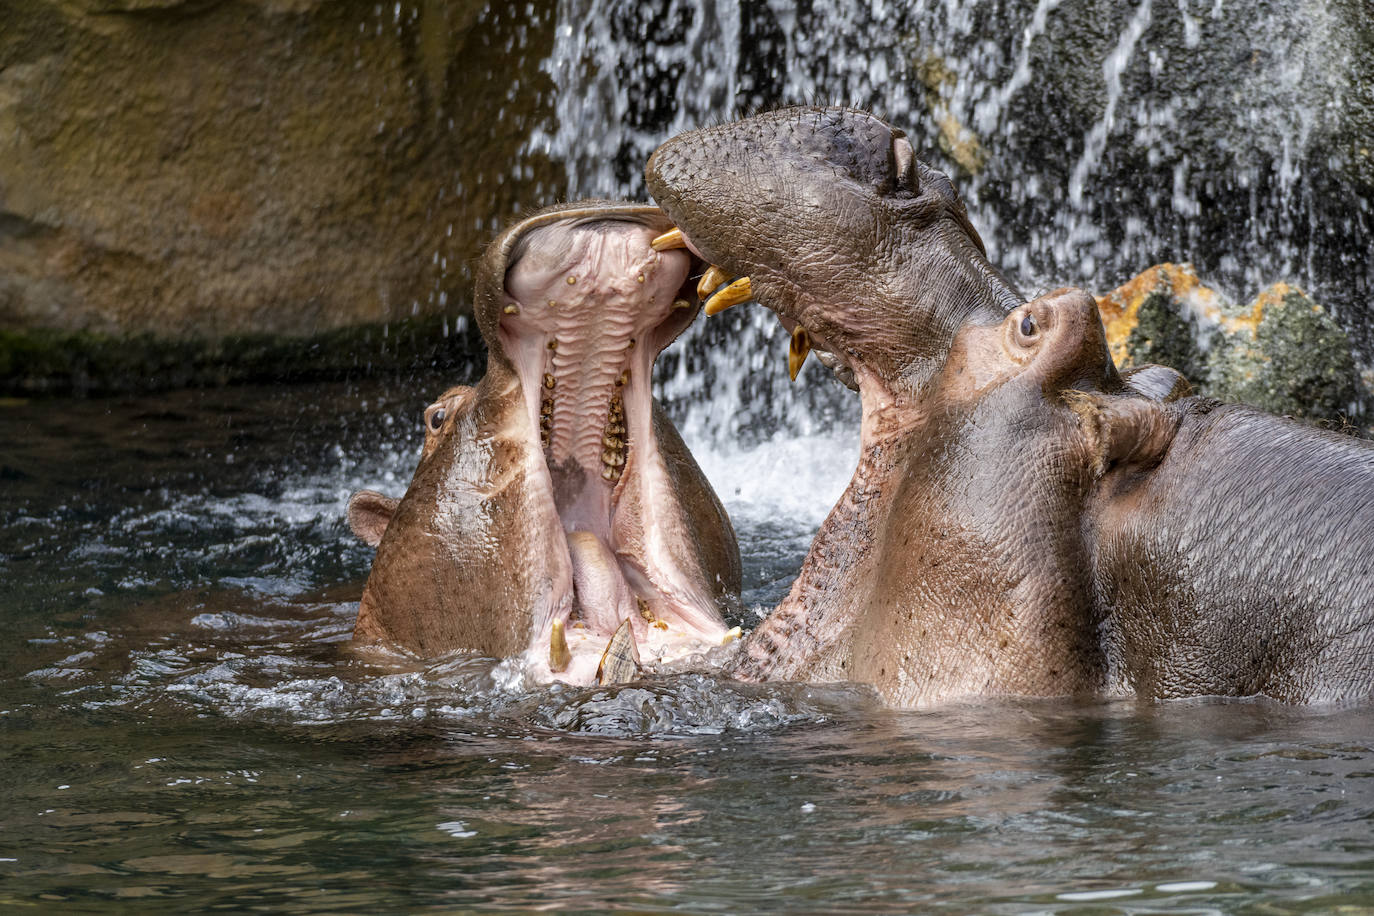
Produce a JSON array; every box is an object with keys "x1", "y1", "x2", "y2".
[
  {"x1": 1120, "y1": 364, "x2": 1191, "y2": 402},
  {"x1": 1062, "y1": 391, "x2": 1183, "y2": 478},
  {"x1": 348, "y1": 489, "x2": 399, "y2": 548}
]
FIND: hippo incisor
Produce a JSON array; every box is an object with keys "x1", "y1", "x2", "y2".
[
  {"x1": 645, "y1": 106, "x2": 1374, "y2": 705},
  {"x1": 349, "y1": 201, "x2": 741, "y2": 684}
]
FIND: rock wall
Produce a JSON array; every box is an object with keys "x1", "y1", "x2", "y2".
[
  {"x1": 0, "y1": 0, "x2": 563, "y2": 385},
  {"x1": 1099, "y1": 264, "x2": 1370, "y2": 432}
]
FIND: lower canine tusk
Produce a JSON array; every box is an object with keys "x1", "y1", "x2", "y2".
[
  {"x1": 595, "y1": 619, "x2": 642, "y2": 685},
  {"x1": 549, "y1": 620, "x2": 571, "y2": 672},
  {"x1": 704, "y1": 277, "x2": 753, "y2": 316},
  {"x1": 788, "y1": 326, "x2": 812, "y2": 381},
  {"x1": 651, "y1": 227, "x2": 687, "y2": 251}
]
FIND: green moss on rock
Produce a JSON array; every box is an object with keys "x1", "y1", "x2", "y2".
[
  {"x1": 1101, "y1": 267, "x2": 1369, "y2": 431},
  {"x1": 0, "y1": 315, "x2": 485, "y2": 396},
  {"x1": 1123, "y1": 288, "x2": 1215, "y2": 386},
  {"x1": 1207, "y1": 289, "x2": 1365, "y2": 424}
]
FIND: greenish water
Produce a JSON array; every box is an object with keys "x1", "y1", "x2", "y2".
[{"x1": 2, "y1": 379, "x2": 1372, "y2": 913}]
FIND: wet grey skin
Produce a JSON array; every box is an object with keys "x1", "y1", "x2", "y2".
[
  {"x1": 645, "y1": 105, "x2": 1374, "y2": 705},
  {"x1": 348, "y1": 200, "x2": 741, "y2": 685}
]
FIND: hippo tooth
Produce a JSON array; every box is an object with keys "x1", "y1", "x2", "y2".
[
  {"x1": 651, "y1": 227, "x2": 688, "y2": 251},
  {"x1": 788, "y1": 326, "x2": 812, "y2": 381},
  {"x1": 704, "y1": 277, "x2": 752, "y2": 316},
  {"x1": 697, "y1": 265, "x2": 731, "y2": 300},
  {"x1": 672, "y1": 298, "x2": 692, "y2": 310},
  {"x1": 720, "y1": 625, "x2": 742, "y2": 646},
  {"x1": 595, "y1": 619, "x2": 642, "y2": 685},
  {"x1": 549, "y1": 620, "x2": 572, "y2": 672}
]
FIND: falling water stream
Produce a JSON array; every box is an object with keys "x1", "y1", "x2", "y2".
[{"x1": 3, "y1": 0, "x2": 1373, "y2": 910}]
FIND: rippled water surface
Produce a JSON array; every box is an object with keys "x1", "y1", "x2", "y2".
[{"x1": 3, "y1": 379, "x2": 1373, "y2": 913}]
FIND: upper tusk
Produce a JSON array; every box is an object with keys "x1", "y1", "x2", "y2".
[
  {"x1": 704, "y1": 277, "x2": 753, "y2": 316},
  {"x1": 788, "y1": 326, "x2": 812, "y2": 381},
  {"x1": 697, "y1": 265, "x2": 731, "y2": 300},
  {"x1": 651, "y1": 227, "x2": 688, "y2": 251}
]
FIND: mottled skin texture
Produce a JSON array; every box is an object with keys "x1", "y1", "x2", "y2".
[
  {"x1": 1080, "y1": 395, "x2": 1374, "y2": 701},
  {"x1": 350, "y1": 201, "x2": 740, "y2": 673},
  {"x1": 646, "y1": 105, "x2": 1373, "y2": 705}
]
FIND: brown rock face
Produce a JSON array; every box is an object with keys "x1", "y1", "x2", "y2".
[{"x1": 0, "y1": 0, "x2": 564, "y2": 341}]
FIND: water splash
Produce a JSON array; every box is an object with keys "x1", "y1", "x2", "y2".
[
  {"x1": 1067, "y1": 0, "x2": 1154, "y2": 211},
  {"x1": 519, "y1": 0, "x2": 1372, "y2": 434}
]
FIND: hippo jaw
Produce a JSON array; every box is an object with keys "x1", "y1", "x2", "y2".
[
  {"x1": 644, "y1": 106, "x2": 1023, "y2": 401},
  {"x1": 483, "y1": 203, "x2": 737, "y2": 682},
  {"x1": 358, "y1": 202, "x2": 736, "y2": 684},
  {"x1": 642, "y1": 108, "x2": 1043, "y2": 691}
]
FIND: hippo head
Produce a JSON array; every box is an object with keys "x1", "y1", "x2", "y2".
[
  {"x1": 349, "y1": 201, "x2": 740, "y2": 684},
  {"x1": 645, "y1": 105, "x2": 1024, "y2": 399},
  {"x1": 645, "y1": 108, "x2": 1191, "y2": 701}
]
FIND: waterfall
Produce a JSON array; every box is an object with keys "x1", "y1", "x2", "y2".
[{"x1": 515, "y1": 0, "x2": 1372, "y2": 447}]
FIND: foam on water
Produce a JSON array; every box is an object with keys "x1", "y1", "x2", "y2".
[{"x1": 3, "y1": 374, "x2": 865, "y2": 735}]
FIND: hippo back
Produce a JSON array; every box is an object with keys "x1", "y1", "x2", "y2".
[{"x1": 1089, "y1": 402, "x2": 1374, "y2": 702}]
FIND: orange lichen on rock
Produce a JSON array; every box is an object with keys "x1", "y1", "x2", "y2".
[
  {"x1": 1095, "y1": 263, "x2": 1221, "y2": 366},
  {"x1": 1095, "y1": 267, "x2": 1363, "y2": 425},
  {"x1": 1219, "y1": 282, "x2": 1277, "y2": 338}
]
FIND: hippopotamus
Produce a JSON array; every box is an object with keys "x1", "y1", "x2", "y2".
[
  {"x1": 348, "y1": 200, "x2": 741, "y2": 684},
  {"x1": 645, "y1": 105, "x2": 1374, "y2": 705}
]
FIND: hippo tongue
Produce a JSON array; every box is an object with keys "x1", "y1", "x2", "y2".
[{"x1": 566, "y1": 530, "x2": 638, "y2": 635}]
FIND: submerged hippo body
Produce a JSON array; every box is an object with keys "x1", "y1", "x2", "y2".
[
  {"x1": 349, "y1": 201, "x2": 740, "y2": 683},
  {"x1": 645, "y1": 106, "x2": 1373, "y2": 705},
  {"x1": 1080, "y1": 390, "x2": 1374, "y2": 700}
]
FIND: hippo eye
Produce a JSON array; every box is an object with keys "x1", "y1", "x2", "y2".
[
  {"x1": 1019, "y1": 312, "x2": 1038, "y2": 339},
  {"x1": 428, "y1": 407, "x2": 446, "y2": 431}
]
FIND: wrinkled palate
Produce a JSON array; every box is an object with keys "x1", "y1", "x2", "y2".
[{"x1": 499, "y1": 217, "x2": 729, "y2": 683}]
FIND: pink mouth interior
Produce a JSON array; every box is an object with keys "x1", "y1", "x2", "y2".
[{"x1": 495, "y1": 218, "x2": 727, "y2": 680}]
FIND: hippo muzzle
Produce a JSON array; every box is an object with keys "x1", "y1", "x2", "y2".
[{"x1": 646, "y1": 106, "x2": 1022, "y2": 399}]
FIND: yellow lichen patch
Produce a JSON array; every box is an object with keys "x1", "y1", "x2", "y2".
[
  {"x1": 936, "y1": 112, "x2": 987, "y2": 176},
  {"x1": 915, "y1": 55, "x2": 987, "y2": 176},
  {"x1": 1094, "y1": 263, "x2": 1220, "y2": 366},
  {"x1": 1229, "y1": 281, "x2": 1302, "y2": 338}
]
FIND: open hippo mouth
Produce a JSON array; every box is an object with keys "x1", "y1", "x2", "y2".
[
  {"x1": 642, "y1": 107, "x2": 1019, "y2": 404},
  {"x1": 641, "y1": 107, "x2": 1029, "y2": 685},
  {"x1": 472, "y1": 202, "x2": 739, "y2": 684}
]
